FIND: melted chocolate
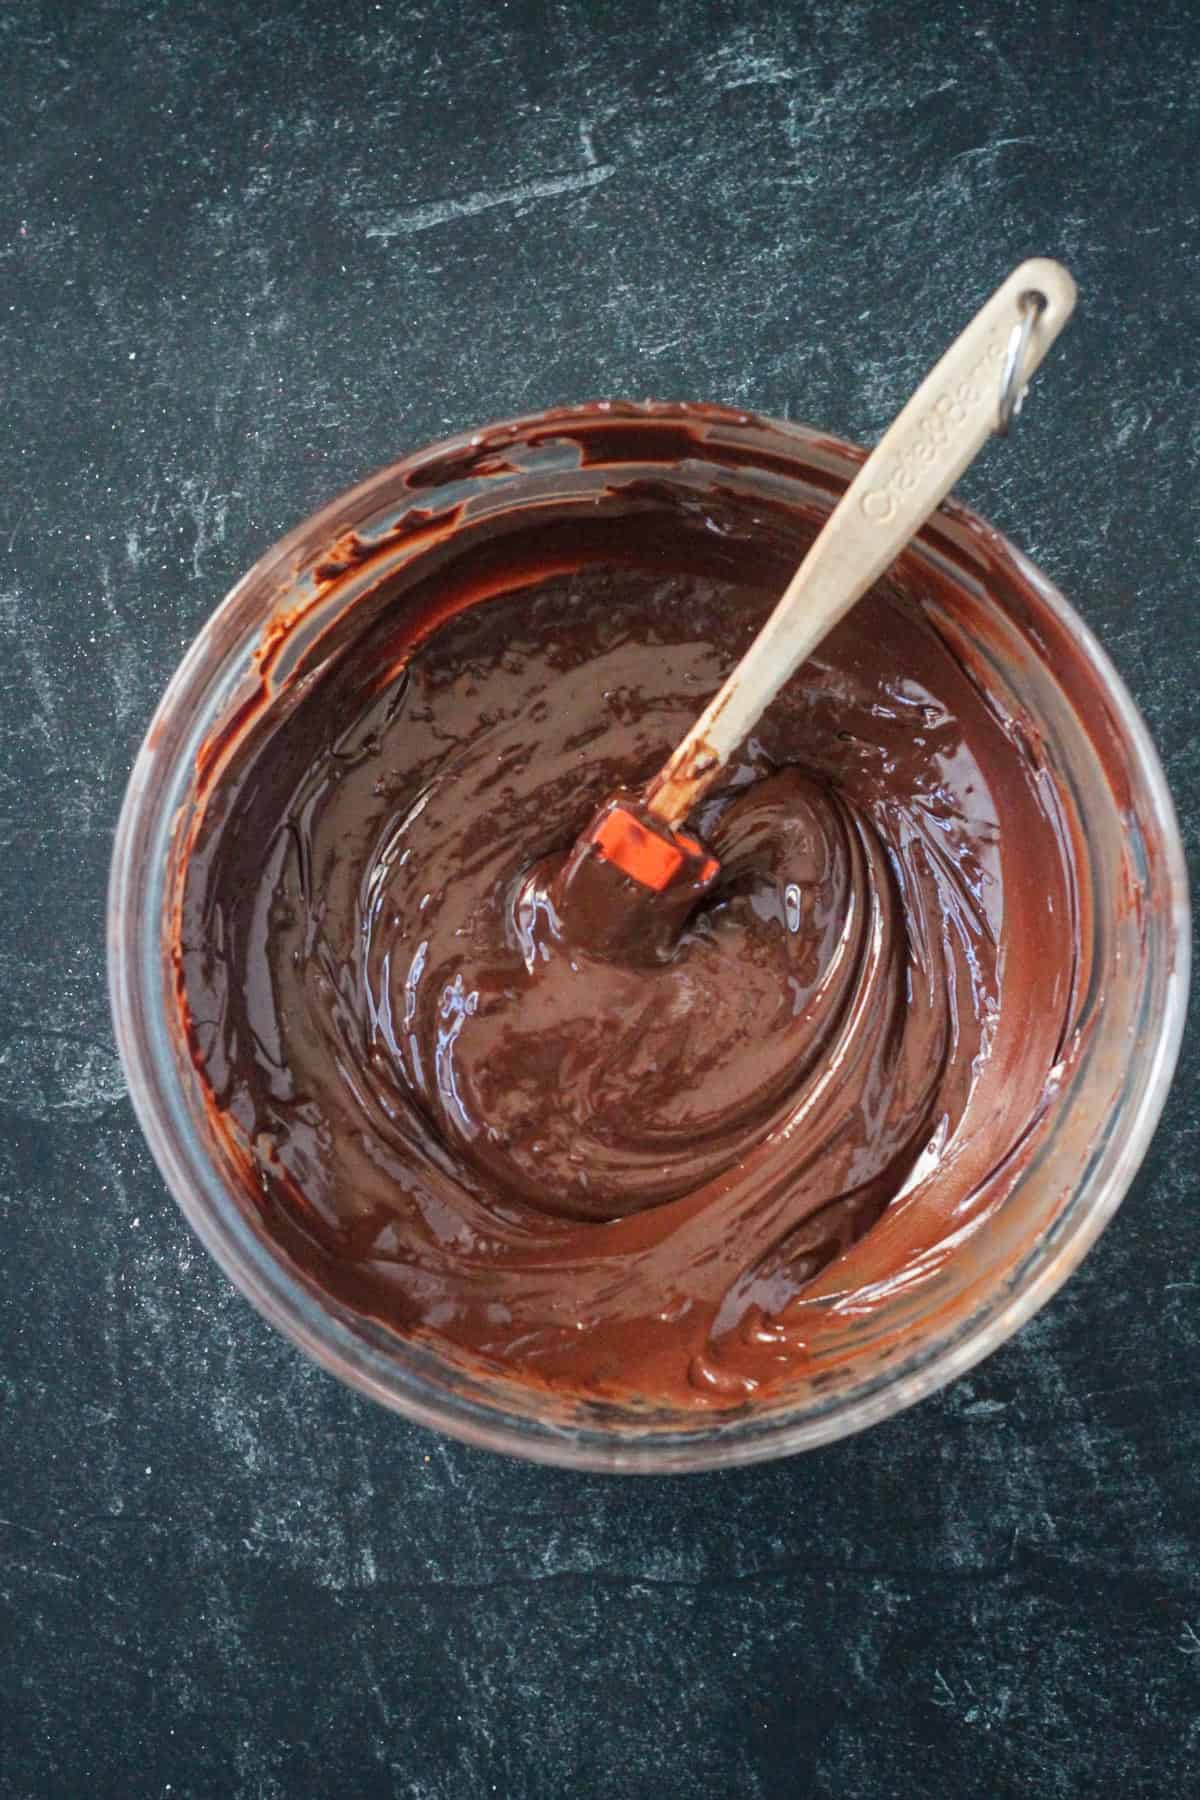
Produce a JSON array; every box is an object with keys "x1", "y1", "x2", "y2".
[{"x1": 175, "y1": 427, "x2": 1082, "y2": 1409}]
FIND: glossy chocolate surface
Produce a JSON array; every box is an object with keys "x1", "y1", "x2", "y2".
[{"x1": 176, "y1": 417, "x2": 1085, "y2": 1408}]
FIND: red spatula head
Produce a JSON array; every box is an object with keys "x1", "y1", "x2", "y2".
[
  {"x1": 588, "y1": 800, "x2": 720, "y2": 892},
  {"x1": 552, "y1": 792, "x2": 720, "y2": 961}
]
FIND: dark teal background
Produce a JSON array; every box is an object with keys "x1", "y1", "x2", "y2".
[{"x1": 1, "y1": 2, "x2": 1196, "y2": 1794}]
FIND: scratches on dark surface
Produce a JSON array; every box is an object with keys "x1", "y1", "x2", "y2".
[
  {"x1": 0, "y1": 0, "x2": 1197, "y2": 1795},
  {"x1": 363, "y1": 162, "x2": 615, "y2": 240}
]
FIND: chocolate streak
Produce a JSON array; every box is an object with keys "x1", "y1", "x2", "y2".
[{"x1": 176, "y1": 414, "x2": 1083, "y2": 1409}]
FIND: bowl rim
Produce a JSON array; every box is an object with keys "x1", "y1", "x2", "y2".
[{"x1": 107, "y1": 402, "x2": 1192, "y2": 1473}]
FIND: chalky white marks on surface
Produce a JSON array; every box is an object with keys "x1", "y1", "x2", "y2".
[
  {"x1": 0, "y1": 585, "x2": 59, "y2": 756},
  {"x1": 960, "y1": 1397, "x2": 1009, "y2": 1419},
  {"x1": 703, "y1": 33, "x2": 802, "y2": 91},
  {"x1": 208, "y1": 1389, "x2": 264, "y2": 1475},
  {"x1": 1003, "y1": 1309, "x2": 1106, "y2": 1482},
  {"x1": 0, "y1": 564, "x2": 137, "y2": 1124},
  {"x1": 121, "y1": 477, "x2": 239, "y2": 583},
  {"x1": 95, "y1": 555, "x2": 142, "y2": 727},
  {"x1": 0, "y1": 1369, "x2": 116, "y2": 1432},
  {"x1": 0, "y1": 566, "x2": 152, "y2": 804},
  {"x1": 0, "y1": 1510, "x2": 120, "y2": 1604},
  {"x1": 951, "y1": 135, "x2": 1041, "y2": 163},
  {"x1": 180, "y1": 477, "x2": 233, "y2": 581},
  {"x1": 363, "y1": 160, "x2": 614, "y2": 241},
  {"x1": 0, "y1": 1030, "x2": 126, "y2": 1120},
  {"x1": 931, "y1": 1667, "x2": 1015, "y2": 1732}
]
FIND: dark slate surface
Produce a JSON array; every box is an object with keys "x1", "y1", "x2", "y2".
[{"x1": 2, "y1": 1, "x2": 1197, "y2": 1794}]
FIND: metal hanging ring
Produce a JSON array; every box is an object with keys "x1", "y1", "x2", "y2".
[{"x1": 996, "y1": 288, "x2": 1048, "y2": 436}]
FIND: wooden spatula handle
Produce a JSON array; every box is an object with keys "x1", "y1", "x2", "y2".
[{"x1": 644, "y1": 258, "x2": 1077, "y2": 828}]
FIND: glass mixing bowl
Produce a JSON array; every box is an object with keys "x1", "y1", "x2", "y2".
[{"x1": 108, "y1": 402, "x2": 1189, "y2": 1472}]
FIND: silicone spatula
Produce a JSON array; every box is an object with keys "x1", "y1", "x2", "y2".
[{"x1": 563, "y1": 258, "x2": 1077, "y2": 915}]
